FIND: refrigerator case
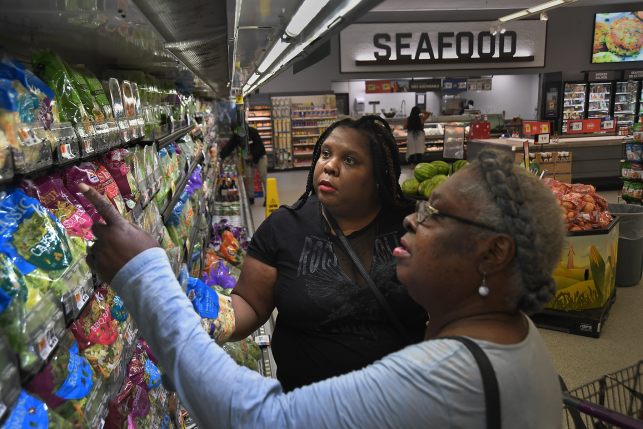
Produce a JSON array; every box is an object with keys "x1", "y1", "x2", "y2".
[
  {"x1": 613, "y1": 81, "x2": 639, "y2": 128},
  {"x1": 587, "y1": 82, "x2": 612, "y2": 119},
  {"x1": 562, "y1": 82, "x2": 587, "y2": 134}
]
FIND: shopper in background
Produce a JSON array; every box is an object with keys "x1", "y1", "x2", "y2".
[
  {"x1": 79, "y1": 148, "x2": 565, "y2": 428},
  {"x1": 230, "y1": 115, "x2": 427, "y2": 392},
  {"x1": 404, "y1": 106, "x2": 431, "y2": 169},
  {"x1": 219, "y1": 120, "x2": 268, "y2": 206},
  {"x1": 459, "y1": 99, "x2": 475, "y2": 115}
]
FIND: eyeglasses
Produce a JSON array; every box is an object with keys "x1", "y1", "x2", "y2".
[{"x1": 416, "y1": 201, "x2": 504, "y2": 233}]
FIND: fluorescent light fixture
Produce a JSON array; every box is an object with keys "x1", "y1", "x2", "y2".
[
  {"x1": 246, "y1": 73, "x2": 260, "y2": 86},
  {"x1": 540, "y1": 12, "x2": 548, "y2": 20},
  {"x1": 528, "y1": 0, "x2": 564, "y2": 13},
  {"x1": 500, "y1": 26, "x2": 506, "y2": 34},
  {"x1": 285, "y1": 0, "x2": 331, "y2": 37},
  {"x1": 491, "y1": 26, "x2": 498, "y2": 36},
  {"x1": 257, "y1": 40, "x2": 289, "y2": 73},
  {"x1": 499, "y1": 10, "x2": 528, "y2": 21}
]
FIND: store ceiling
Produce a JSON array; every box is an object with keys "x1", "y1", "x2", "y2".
[{"x1": 372, "y1": 0, "x2": 642, "y2": 11}]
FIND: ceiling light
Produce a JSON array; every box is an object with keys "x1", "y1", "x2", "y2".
[
  {"x1": 257, "y1": 40, "x2": 289, "y2": 73},
  {"x1": 499, "y1": 10, "x2": 528, "y2": 22},
  {"x1": 491, "y1": 26, "x2": 498, "y2": 36},
  {"x1": 540, "y1": 12, "x2": 548, "y2": 20},
  {"x1": 246, "y1": 73, "x2": 260, "y2": 86},
  {"x1": 500, "y1": 26, "x2": 506, "y2": 34},
  {"x1": 528, "y1": 0, "x2": 564, "y2": 13},
  {"x1": 285, "y1": 0, "x2": 331, "y2": 37}
]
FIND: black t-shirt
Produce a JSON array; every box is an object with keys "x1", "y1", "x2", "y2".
[
  {"x1": 219, "y1": 126, "x2": 266, "y2": 161},
  {"x1": 247, "y1": 194, "x2": 427, "y2": 392}
]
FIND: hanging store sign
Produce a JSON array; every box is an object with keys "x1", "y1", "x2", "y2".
[
  {"x1": 409, "y1": 79, "x2": 442, "y2": 92},
  {"x1": 589, "y1": 71, "x2": 617, "y2": 81},
  {"x1": 467, "y1": 78, "x2": 492, "y2": 91},
  {"x1": 442, "y1": 79, "x2": 468, "y2": 92},
  {"x1": 339, "y1": 21, "x2": 547, "y2": 73},
  {"x1": 625, "y1": 70, "x2": 643, "y2": 80}
]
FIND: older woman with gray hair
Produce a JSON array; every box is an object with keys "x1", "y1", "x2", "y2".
[{"x1": 78, "y1": 148, "x2": 565, "y2": 429}]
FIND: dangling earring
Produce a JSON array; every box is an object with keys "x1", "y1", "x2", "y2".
[{"x1": 478, "y1": 271, "x2": 490, "y2": 297}]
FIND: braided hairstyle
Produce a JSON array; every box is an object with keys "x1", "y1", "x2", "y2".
[
  {"x1": 460, "y1": 149, "x2": 565, "y2": 314},
  {"x1": 290, "y1": 115, "x2": 414, "y2": 211}
]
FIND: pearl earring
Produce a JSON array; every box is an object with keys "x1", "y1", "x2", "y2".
[{"x1": 478, "y1": 271, "x2": 490, "y2": 297}]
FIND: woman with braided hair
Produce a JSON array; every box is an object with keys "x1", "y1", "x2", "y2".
[
  {"x1": 81, "y1": 147, "x2": 565, "y2": 428},
  {"x1": 227, "y1": 115, "x2": 429, "y2": 392}
]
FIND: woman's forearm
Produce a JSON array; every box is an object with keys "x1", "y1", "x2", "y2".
[{"x1": 229, "y1": 293, "x2": 270, "y2": 341}]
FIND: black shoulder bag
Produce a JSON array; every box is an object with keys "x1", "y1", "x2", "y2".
[
  {"x1": 322, "y1": 206, "x2": 414, "y2": 345},
  {"x1": 323, "y1": 207, "x2": 501, "y2": 429}
]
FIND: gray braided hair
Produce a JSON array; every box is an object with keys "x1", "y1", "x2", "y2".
[{"x1": 456, "y1": 149, "x2": 565, "y2": 314}]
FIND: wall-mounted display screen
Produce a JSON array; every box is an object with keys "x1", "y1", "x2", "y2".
[{"x1": 592, "y1": 11, "x2": 643, "y2": 63}]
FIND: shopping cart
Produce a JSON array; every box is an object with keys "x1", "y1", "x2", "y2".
[{"x1": 562, "y1": 360, "x2": 643, "y2": 428}]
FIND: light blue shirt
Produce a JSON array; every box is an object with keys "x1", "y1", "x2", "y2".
[{"x1": 112, "y1": 248, "x2": 562, "y2": 429}]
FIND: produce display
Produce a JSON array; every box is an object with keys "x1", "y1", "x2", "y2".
[
  {"x1": 405, "y1": 160, "x2": 468, "y2": 198},
  {"x1": 542, "y1": 179, "x2": 614, "y2": 231}
]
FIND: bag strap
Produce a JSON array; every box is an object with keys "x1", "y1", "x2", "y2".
[
  {"x1": 443, "y1": 336, "x2": 501, "y2": 429},
  {"x1": 322, "y1": 206, "x2": 414, "y2": 345}
]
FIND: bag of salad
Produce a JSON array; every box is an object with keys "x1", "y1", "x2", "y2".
[
  {"x1": 92, "y1": 160, "x2": 127, "y2": 216},
  {"x1": 0, "y1": 188, "x2": 83, "y2": 311},
  {"x1": 128, "y1": 346, "x2": 162, "y2": 391},
  {"x1": 101, "y1": 149, "x2": 140, "y2": 212},
  {"x1": 186, "y1": 277, "x2": 235, "y2": 344},
  {"x1": 1, "y1": 389, "x2": 75, "y2": 429},
  {"x1": 25, "y1": 348, "x2": 95, "y2": 412},
  {"x1": 63, "y1": 62, "x2": 104, "y2": 123},
  {"x1": 102, "y1": 285, "x2": 128, "y2": 325},
  {"x1": 31, "y1": 51, "x2": 91, "y2": 127},
  {"x1": 63, "y1": 163, "x2": 109, "y2": 223},
  {"x1": 74, "y1": 66, "x2": 113, "y2": 120},
  {"x1": 70, "y1": 290, "x2": 124, "y2": 381},
  {"x1": 104, "y1": 378, "x2": 150, "y2": 429},
  {"x1": 20, "y1": 173, "x2": 94, "y2": 253}
]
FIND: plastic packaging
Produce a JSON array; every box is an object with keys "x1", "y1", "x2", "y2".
[
  {"x1": 70, "y1": 289, "x2": 124, "y2": 381},
  {"x1": 2, "y1": 389, "x2": 75, "y2": 429},
  {"x1": 626, "y1": 144, "x2": 643, "y2": 162},
  {"x1": 100, "y1": 150, "x2": 140, "y2": 213},
  {"x1": 63, "y1": 163, "x2": 111, "y2": 223},
  {"x1": 0, "y1": 335, "x2": 22, "y2": 420},
  {"x1": 74, "y1": 66, "x2": 114, "y2": 120},
  {"x1": 106, "y1": 78, "x2": 129, "y2": 142},
  {"x1": 217, "y1": 230, "x2": 246, "y2": 267},
  {"x1": 63, "y1": 62, "x2": 104, "y2": 123},
  {"x1": 186, "y1": 277, "x2": 235, "y2": 344},
  {"x1": 48, "y1": 122, "x2": 81, "y2": 165}
]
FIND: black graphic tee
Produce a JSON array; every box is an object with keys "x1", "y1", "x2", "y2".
[{"x1": 247, "y1": 195, "x2": 427, "y2": 392}]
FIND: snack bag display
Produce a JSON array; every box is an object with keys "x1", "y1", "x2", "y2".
[
  {"x1": 2, "y1": 389, "x2": 75, "y2": 429},
  {"x1": 626, "y1": 144, "x2": 643, "y2": 162},
  {"x1": 217, "y1": 230, "x2": 246, "y2": 267},
  {"x1": 70, "y1": 289, "x2": 123, "y2": 380},
  {"x1": 186, "y1": 277, "x2": 235, "y2": 344}
]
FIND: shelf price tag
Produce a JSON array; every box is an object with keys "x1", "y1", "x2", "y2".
[
  {"x1": 75, "y1": 287, "x2": 90, "y2": 310},
  {"x1": 570, "y1": 122, "x2": 583, "y2": 132},
  {"x1": 602, "y1": 119, "x2": 615, "y2": 130},
  {"x1": 535, "y1": 134, "x2": 550, "y2": 145},
  {"x1": 255, "y1": 335, "x2": 270, "y2": 346},
  {"x1": 38, "y1": 328, "x2": 58, "y2": 360}
]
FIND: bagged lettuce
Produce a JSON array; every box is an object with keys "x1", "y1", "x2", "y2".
[
  {"x1": 20, "y1": 174, "x2": 94, "y2": 249},
  {"x1": 0, "y1": 62, "x2": 39, "y2": 123},
  {"x1": 101, "y1": 149, "x2": 140, "y2": 212},
  {"x1": 0, "y1": 188, "x2": 79, "y2": 310},
  {"x1": 74, "y1": 65, "x2": 113, "y2": 120},
  {"x1": 128, "y1": 342, "x2": 161, "y2": 391},
  {"x1": 70, "y1": 288, "x2": 123, "y2": 380},
  {"x1": 1, "y1": 389, "x2": 75, "y2": 429},
  {"x1": 92, "y1": 160, "x2": 127, "y2": 216},
  {"x1": 186, "y1": 277, "x2": 235, "y2": 344},
  {"x1": 32, "y1": 51, "x2": 90, "y2": 127},
  {"x1": 63, "y1": 62, "x2": 104, "y2": 123},
  {"x1": 105, "y1": 378, "x2": 150, "y2": 429}
]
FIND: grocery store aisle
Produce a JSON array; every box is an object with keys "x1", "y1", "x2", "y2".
[{"x1": 248, "y1": 169, "x2": 640, "y2": 391}]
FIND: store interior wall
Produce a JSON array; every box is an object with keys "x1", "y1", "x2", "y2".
[
  {"x1": 463, "y1": 75, "x2": 540, "y2": 120},
  {"x1": 258, "y1": 3, "x2": 637, "y2": 95}
]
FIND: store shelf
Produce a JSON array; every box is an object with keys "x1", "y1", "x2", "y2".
[
  {"x1": 293, "y1": 134, "x2": 320, "y2": 138},
  {"x1": 293, "y1": 143, "x2": 316, "y2": 146},
  {"x1": 291, "y1": 116, "x2": 337, "y2": 119},
  {"x1": 157, "y1": 124, "x2": 197, "y2": 150},
  {"x1": 565, "y1": 91, "x2": 586, "y2": 94},
  {"x1": 616, "y1": 111, "x2": 635, "y2": 114},
  {"x1": 293, "y1": 163, "x2": 313, "y2": 168},
  {"x1": 615, "y1": 92, "x2": 631, "y2": 95},
  {"x1": 291, "y1": 109, "x2": 337, "y2": 112},
  {"x1": 247, "y1": 117, "x2": 271, "y2": 121},
  {"x1": 293, "y1": 152, "x2": 314, "y2": 156},
  {"x1": 292, "y1": 125, "x2": 323, "y2": 129},
  {"x1": 256, "y1": 127, "x2": 272, "y2": 130},
  {"x1": 161, "y1": 152, "x2": 204, "y2": 223}
]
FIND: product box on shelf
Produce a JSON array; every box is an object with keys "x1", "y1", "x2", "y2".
[
  {"x1": 634, "y1": 123, "x2": 642, "y2": 143},
  {"x1": 554, "y1": 151, "x2": 573, "y2": 175},
  {"x1": 467, "y1": 122, "x2": 491, "y2": 140},
  {"x1": 546, "y1": 217, "x2": 619, "y2": 312}
]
